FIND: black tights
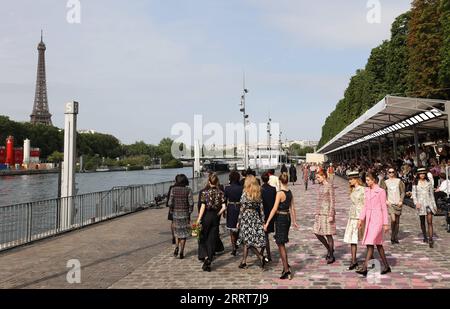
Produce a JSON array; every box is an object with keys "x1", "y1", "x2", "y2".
[
  {"x1": 362, "y1": 245, "x2": 389, "y2": 271},
  {"x1": 260, "y1": 233, "x2": 272, "y2": 260},
  {"x1": 230, "y1": 231, "x2": 238, "y2": 251},
  {"x1": 241, "y1": 245, "x2": 265, "y2": 265},
  {"x1": 176, "y1": 238, "x2": 186, "y2": 254},
  {"x1": 420, "y1": 214, "x2": 434, "y2": 240},
  {"x1": 350, "y1": 244, "x2": 357, "y2": 264},
  {"x1": 277, "y1": 243, "x2": 289, "y2": 273},
  {"x1": 391, "y1": 214, "x2": 401, "y2": 242},
  {"x1": 315, "y1": 234, "x2": 334, "y2": 257}
]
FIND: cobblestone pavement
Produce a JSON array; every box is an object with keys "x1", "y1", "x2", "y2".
[
  {"x1": 1, "y1": 177, "x2": 450, "y2": 289},
  {"x1": 112, "y1": 177, "x2": 450, "y2": 289}
]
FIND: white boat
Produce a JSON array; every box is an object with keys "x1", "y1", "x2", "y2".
[{"x1": 95, "y1": 166, "x2": 110, "y2": 172}]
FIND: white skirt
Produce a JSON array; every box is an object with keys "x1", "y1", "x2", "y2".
[{"x1": 343, "y1": 218, "x2": 360, "y2": 244}]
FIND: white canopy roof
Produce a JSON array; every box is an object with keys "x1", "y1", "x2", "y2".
[{"x1": 318, "y1": 96, "x2": 450, "y2": 155}]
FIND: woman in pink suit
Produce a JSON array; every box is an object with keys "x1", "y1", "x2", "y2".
[{"x1": 356, "y1": 172, "x2": 391, "y2": 276}]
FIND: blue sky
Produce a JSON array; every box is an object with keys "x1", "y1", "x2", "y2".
[{"x1": 0, "y1": 0, "x2": 412, "y2": 144}]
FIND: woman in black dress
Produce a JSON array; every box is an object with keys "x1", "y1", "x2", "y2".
[
  {"x1": 264, "y1": 173, "x2": 299, "y2": 279},
  {"x1": 261, "y1": 172, "x2": 276, "y2": 261},
  {"x1": 289, "y1": 164, "x2": 298, "y2": 185},
  {"x1": 224, "y1": 171, "x2": 243, "y2": 256},
  {"x1": 196, "y1": 173, "x2": 226, "y2": 272}
]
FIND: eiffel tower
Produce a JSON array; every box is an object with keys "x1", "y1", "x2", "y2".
[{"x1": 30, "y1": 31, "x2": 52, "y2": 125}]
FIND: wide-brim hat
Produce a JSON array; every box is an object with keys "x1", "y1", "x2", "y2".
[
  {"x1": 417, "y1": 168, "x2": 427, "y2": 175},
  {"x1": 347, "y1": 171, "x2": 360, "y2": 179}
]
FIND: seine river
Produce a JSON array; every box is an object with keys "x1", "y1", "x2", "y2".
[{"x1": 0, "y1": 167, "x2": 193, "y2": 206}]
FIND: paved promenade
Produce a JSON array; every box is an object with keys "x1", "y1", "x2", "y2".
[{"x1": 1, "y1": 176, "x2": 450, "y2": 289}]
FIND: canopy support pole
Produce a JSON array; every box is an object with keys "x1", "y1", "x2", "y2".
[
  {"x1": 393, "y1": 132, "x2": 398, "y2": 161},
  {"x1": 414, "y1": 126, "x2": 420, "y2": 165}
]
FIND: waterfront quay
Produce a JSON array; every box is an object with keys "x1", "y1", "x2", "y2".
[{"x1": 1, "y1": 176, "x2": 449, "y2": 289}]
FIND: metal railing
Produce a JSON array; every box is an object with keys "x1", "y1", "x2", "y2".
[{"x1": 0, "y1": 173, "x2": 229, "y2": 252}]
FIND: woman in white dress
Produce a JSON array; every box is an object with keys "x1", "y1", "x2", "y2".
[
  {"x1": 344, "y1": 171, "x2": 365, "y2": 270},
  {"x1": 412, "y1": 168, "x2": 437, "y2": 248}
]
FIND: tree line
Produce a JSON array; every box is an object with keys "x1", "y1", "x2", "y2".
[
  {"x1": 319, "y1": 0, "x2": 450, "y2": 148},
  {"x1": 0, "y1": 115, "x2": 182, "y2": 170}
]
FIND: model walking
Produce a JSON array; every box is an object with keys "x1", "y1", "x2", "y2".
[
  {"x1": 289, "y1": 164, "x2": 297, "y2": 186},
  {"x1": 264, "y1": 173, "x2": 299, "y2": 279},
  {"x1": 237, "y1": 175, "x2": 268, "y2": 269},
  {"x1": 303, "y1": 165, "x2": 310, "y2": 191},
  {"x1": 196, "y1": 174, "x2": 226, "y2": 271},
  {"x1": 356, "y1": 172, "x2": 391, "y2": 276},
  {"x1": 168, "y1": 174, "x2": 194, "y2": 260},
  {"x1": 313, "y1": 170, "x2": 336, "y2": 264},
  {"x1": 343, "y1": 171, "x2": 365, "y2": 270},
  {"x1": 380, "y1": 168, "x2": 405, "y2": 244},
  {"x1": 412, "y1": 168, "x2": 437, "y2": 248},
  {"x1": 224, "y1": 171, "x2": 243, "y2": 256},
  {"x1": 261, "y1": 172, "x2": 277, "y2": 261}
]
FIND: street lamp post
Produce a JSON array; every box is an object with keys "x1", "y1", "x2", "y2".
[
  {"x1": 279, "y1": 131, "x2": 283, "y2": 164},
  {"x1": 267, "y1": 117, "x2": 272, "y2": 169},
  {"x1": 240, "y1": 82, "x2": 249, "y2": 170}
]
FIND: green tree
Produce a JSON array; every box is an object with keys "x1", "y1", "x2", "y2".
[
  {"x1": 47, "y1": 151, "x2": 64, "y2": 163},
  {"x1": 439, "y1": 0, "x2": 450, "y2": 99},
  {"x1": 386, "y1": 12, "x2": 411, "y2": 96},
  {"x1": 407, "y1": 0, "x2": 443, "y2": 98}
]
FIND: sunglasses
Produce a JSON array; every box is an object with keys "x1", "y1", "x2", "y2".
[{"x1": 388, "y1": 171, "x2": 395, "y2": 174}]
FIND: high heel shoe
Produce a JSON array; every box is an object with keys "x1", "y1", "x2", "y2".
[
  {"x1": 172, "y1": 237, "x2": 176, "y2": 245},
  {"x1": 348, "y1": 262, "x2": 358, "y2": 271},
  {"x1": 280, "y1": 271, "x2": 293, "y2": 280},
  {"x1": 231, "y1": 249, "x2": 237, "y2": 256},
  {"x1": 202, "y1": 259, "x2": 211, "y2": 271},
  {"x1": 327, "y1": 255, "x2": 336, "y2": 264},
  {"x1": 356, "y1": 268, "x2": 368, "y2": 277},
  {"x1": 423, "y1": 236, "x2": 428, "y2": 243},
  {"x1": 260, "y1": 256, "x2": 267, "y2": 269},
  {"x1": 429, "y1": 239, "x2": 434, "y2": 248},
  {"x1": 381, "y1": 267, "x2": 392, "y2": 275},
  {"x1": 238, "y1": 262, "x2": 248, "y2": 269},
  {"x1": 179, "y1": 253, "x2": 184, "y2": 259},
  {"x1": 173, "y1": 247, "x2": 179, "y2": 257}
]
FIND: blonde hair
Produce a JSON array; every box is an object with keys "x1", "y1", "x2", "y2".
[
  {"x1": 349, "y1": 177, "x2": 363, "y2": 193},
  {"x1": 244, "y1": 175, "x2": 261, "y2": 201}
]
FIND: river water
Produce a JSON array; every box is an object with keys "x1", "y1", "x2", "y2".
[{"x1": 0, "y1": 167, "x2": 193, "y2": 207}]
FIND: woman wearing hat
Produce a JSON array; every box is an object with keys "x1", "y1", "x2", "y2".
[
  {"x1": 343, "y1": 171, "x2": 365, "y2": 270},
  {"x1": 412, "y1": 168, "x2": 437, "y2": 248}
]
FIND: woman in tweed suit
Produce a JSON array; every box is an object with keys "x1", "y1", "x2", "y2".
[
  {"x1": 168, "y1": 174, "x2": 194, "y2": 259},
  {"x1": 313, "y1": 170, "x2": 336, "y2": 264},
  {"x1": 412, "y1": 168, "x2": 438, "y2": 248},
  {"x1": 344, "y1": 171, "x2": 365, "y2": 270}
]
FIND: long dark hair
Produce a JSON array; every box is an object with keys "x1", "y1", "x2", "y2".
[
  {"x1": 414, "y1": 173, "x2": 430, "y2": 185},
  {"x1": 229, "y1": 170, "x2": 241, "y2": 184},
  {"x1": 175, "y1": 174, "x2": 189, "y2": 187}
]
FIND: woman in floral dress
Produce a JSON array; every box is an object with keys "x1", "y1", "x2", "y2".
[{"x1": 237, "y1": 175, "x2": 268, "y2": 269}]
